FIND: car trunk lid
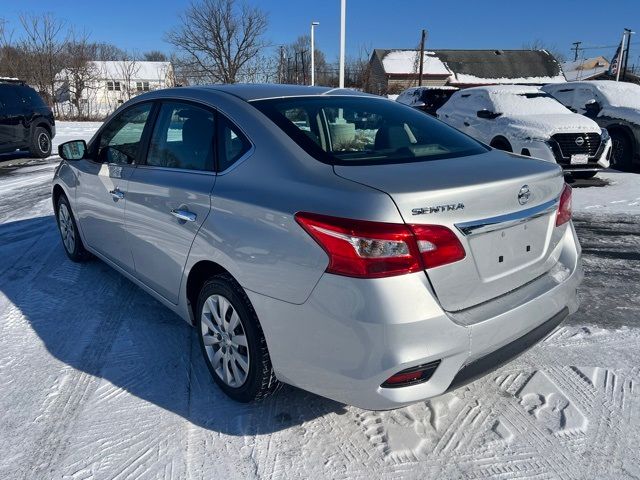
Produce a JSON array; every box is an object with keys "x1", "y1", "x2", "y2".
[{"x1": 334, "y1": 150, "x2": 566, "y2": 311}]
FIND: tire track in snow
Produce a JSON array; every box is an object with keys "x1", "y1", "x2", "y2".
[{"x1": 14, "y1": 280, "x2": 135, "y2": 480}]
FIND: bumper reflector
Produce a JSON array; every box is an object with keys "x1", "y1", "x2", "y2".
[{"x1": 381, "y1": 360, "x2": 441, "y2": 388}]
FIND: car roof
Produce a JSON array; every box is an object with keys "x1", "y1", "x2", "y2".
[{"x1": 187, "y1": 83, "x2": 375, "y2": 102}]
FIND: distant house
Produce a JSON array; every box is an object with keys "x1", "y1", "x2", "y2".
[
  {"x1": 56, "y1": 60, "x2": 175, "y2": 118},
  {"x1": 562, "y1": 56, "x2": 610, "y2": 81},
  {"x1": 561, "y1": 56, "x2": 640, "y2": 84},
  {"x1": 367, "y1": 49, "x2": 566, "y2": 95}
]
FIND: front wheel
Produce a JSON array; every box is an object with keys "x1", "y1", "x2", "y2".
[
  {"x1": 196, "y1": 274, "x2": 280, "y2": 402},
  {"x1": 29, "y1": 126, "x2": 52, "y2": 158},
  {"x1": 610, "y1": 131, "x2": 633, "y2": 171},
  {"x1": 56, "y1": 195, "x2": 91, "y2": 262}
]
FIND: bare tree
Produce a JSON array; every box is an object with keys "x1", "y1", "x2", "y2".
[
  {"x1": 114, "y1": 55, "x2": 141, "y2": 101},
  {"x1": 18, "y1": 13, "x2": 69, "y2": 113},
  {"x1": 94, "y1": 42, "x2": 127, "y2": 61},
  {"x1": 143, "y1": 50, "x2": 168, "y2": 61},
  {"x1": 523, "y1": 39, "x2": 567, "y2": 63},
  {"x1": 166, "y1": 0, "x2": 268, "y2": 83},
  {"x1": 58, "y1": 31, "x2": 100, "y2": 119}
]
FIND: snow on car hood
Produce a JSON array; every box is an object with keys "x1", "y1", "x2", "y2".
[
  {"x1": 500, "y1": 113, "x2": 601, "y2": 140},
  {"x1": 599, "y1": 106, "x2": 640, "y2": 126}
]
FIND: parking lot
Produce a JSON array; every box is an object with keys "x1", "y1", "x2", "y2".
[{"x1": 0, "y1": 122, "x2": 639, "y2": 479}]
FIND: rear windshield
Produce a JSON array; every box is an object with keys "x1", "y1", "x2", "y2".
[{"x1": 251, "y1": 96, "x2": 488, "y2": 165}]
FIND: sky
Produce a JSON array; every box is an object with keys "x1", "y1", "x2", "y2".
[{"x1": 2, "y1": 0, "x2": 640, "y2": 65}]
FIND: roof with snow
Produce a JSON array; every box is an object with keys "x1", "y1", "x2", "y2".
[
  {"x1": 562, "y1": 56, "x2": 610, "y2": 81},
  {"x1": 89, "y1": 61, "x2": 172, "y2": 81},
  {"x1": 373, "y1": 49, "x2": 566, "y2": 85}
]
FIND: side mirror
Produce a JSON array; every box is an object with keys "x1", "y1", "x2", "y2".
[
  {"x1": 477, "y1": 109, "x2": 501, "y2": 120},
  {"x1": 584, "y1": 99, "x2": 601, "y2": 113},
  {"x1": 58, "y1": 140, "x2": 87, "y2": 161}
]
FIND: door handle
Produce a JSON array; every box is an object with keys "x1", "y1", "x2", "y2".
[
  {"x1": 109, "y1": 188, "x2": 124, "y2": 200},
  {"x1": 463, "y1": 121, "x2": 470, "y2": 127},
  {"x1": 170, "y1": 209, "x2": 197, "y2": 222}
]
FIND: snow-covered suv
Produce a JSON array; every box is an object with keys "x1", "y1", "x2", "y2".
[
  {"x1": 542, "y1": 81, "x2": 640, "y2": 171},
  {"x1": 437, "y1": 85, "x2": 612, "y2": 179}
]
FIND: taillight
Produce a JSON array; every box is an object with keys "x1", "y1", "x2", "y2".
[
  {"x1": 410, "y1": 225, "x2": 466, "y2": 268},
  {"x1": 295, "y1": 212, "x2": 465, "y2": 279},
  {"x1": 556, "y1": 183, "x2": 572, "y2": 226}
]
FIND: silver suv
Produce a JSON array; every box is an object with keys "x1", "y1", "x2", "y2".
[{"x1": 53, "y1": 85, "x2": 582, "y2": 410}]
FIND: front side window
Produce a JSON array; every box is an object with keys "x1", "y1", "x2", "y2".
[
  {"x1": 146, "y1": 102, "x2": 215, "y2": 171},
  {"x1": 97, "y1": 102, "x2": 152, "y2": 164},
  {"x1": 252, "y1": 96, "x2": 487, "y2": 165}
]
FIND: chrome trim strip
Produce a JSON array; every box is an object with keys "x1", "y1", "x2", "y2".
[{"x1": 455, "y1": 198, "x2": 558, "y2": 236}]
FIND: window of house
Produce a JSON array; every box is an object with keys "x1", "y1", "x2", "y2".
[
  {"x1": 106, "y1": 81, "x2": 122, "y2": 92},
  {"x1": 136, "y1": 81, "x2": 151, "y2": 92}
]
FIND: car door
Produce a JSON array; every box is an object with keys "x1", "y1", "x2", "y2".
[
  {"x1": 124, "y1": 101, "x2": 218, "y2": 304},
  {"x1": 463, "y1": 93, "x2": 493, "y2": 143},
  {"x1": 0, "y1": 85, "x2": 27, "y2": 151},
  {"x1": 73, "y1": 101, "x2": 154, "y2": 271}
]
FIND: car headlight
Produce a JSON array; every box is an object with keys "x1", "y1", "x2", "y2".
[
  {"x1": 525, "y1": 136, "x2": 549, "y2": 143},
  {"x1": 600, "y1": 128, "x2": 610, "y2": 142}
]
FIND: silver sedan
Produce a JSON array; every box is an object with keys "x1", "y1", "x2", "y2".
[{"x1": 52, "y1": 84, "x2": 582, "y2": 410}]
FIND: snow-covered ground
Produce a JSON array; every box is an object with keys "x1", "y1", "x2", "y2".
[{"x1": 0, "y1": 122, "x2": 639, "y2": 479}]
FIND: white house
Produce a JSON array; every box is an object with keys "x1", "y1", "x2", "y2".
[{"x1": 56, "y1": 60, "x2": 175, "y2": 118}]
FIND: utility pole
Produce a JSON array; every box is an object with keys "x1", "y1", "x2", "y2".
[
  {"x1": 623, "y1": 28, "x2": 634, "y2": 81},
  {"x1": 339, "y1": 0, "x2": 346, "y2": 88},
  {"x1": 418, "y1": 29, "x2": 427, "y2": 87},
  {"x1": 294, "y1": 51, "x2": 299, "y2": 84},
  {"x1": 572, "y1": 41, "x2": 582, "y2": 61},
  {"x1": 301, "y1": 49, "x2": 308, "y2": 85},
  {"x1": 311, "y1": 22, "x2": 319, "y2": 86},
  {"x1": 279, "y1": 45, "x2": 285, "y2": 83},
  {"x1": 616, "y1": 30, "x2": 629, "y2": 81}
]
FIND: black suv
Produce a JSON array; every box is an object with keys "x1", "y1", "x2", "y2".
[{"x1": 0, "y1": 79, "x2": 55, "y2": 158}]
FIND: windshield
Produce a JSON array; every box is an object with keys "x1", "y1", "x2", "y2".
[
  {"x1": 596, "y1": 83, "x2": 640, "y2": 108},
  {"x1": 251, "y1": 96, "x2": 487, "y2": 165},
  {"x1": 490, "y1": 92, "x2": 571, "y2": 115}
]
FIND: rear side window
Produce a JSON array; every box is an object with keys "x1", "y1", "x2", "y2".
[
  {"x1": 252, "y1": 96, "x2": 487, "y2": 165},
  {"x1": 217, "y1": 116, "x2": 251, "y2": 172},
  {"x1": 20, "y1": 86, "x2": 46, "y2": 107},
  {"x1": 146, "y1": 102, "x2": 215, "y2": 171}
]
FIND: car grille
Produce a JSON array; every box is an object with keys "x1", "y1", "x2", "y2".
[{"x1": 551, "y1": 133, "x2": 601, "y2": 159}]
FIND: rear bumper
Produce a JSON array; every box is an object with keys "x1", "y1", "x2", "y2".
[{"x1": 247, "y1": 222, "x2": 582, "y2": 410}]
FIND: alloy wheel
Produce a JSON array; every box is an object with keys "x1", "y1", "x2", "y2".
[
  {"x1": 201, "y1": 294, "x2": 250, "y2": 388},
  {"x1": 58, "y1": 203, "x2": 76, "y2": 254},
  {"x1": 38, "y1": 132, "x2": 50, "y2": 155}
]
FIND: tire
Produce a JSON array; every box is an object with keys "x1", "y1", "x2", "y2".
[
  {"x1": 29, "y1": 126, "x2": 52, "y2": 158},
  {"x1": 196, "y1": 274, "x2": 280, "y2": 402},
  {"x1": 610, "y1": 131, "x2": 633, "y2": 171},
  {"x1": 490, "y1": 137, "x2": 513, "y2": 153},
  {"x1": 571, "y1": 171, "x2": 598, "y2": 180},
  {"x1": 56, "y1": 195, "x2": 91, "y2": 262}
]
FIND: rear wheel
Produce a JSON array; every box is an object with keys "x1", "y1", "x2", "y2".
[
  {"x1": 29, "y1": 126, "x2": 52, "y2": 158},
  {"x1": 56, "y1": 195, "x2": 91, "y2": 262},
  {"x1": 196, "y1": 274, "x2": 280, "y2": 402},
  {"x1": 610, "y1": 131, "x2": 633, "y2": 171}
]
